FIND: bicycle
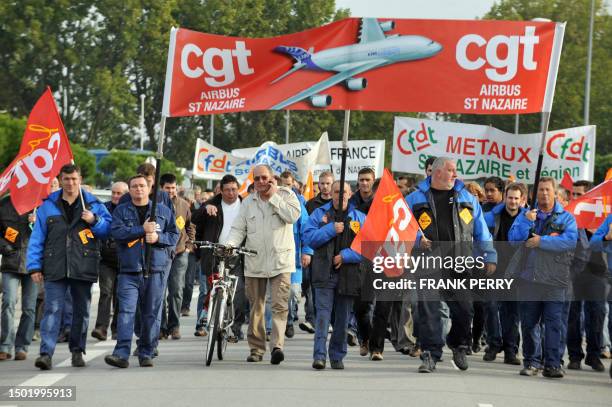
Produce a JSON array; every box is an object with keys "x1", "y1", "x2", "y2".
[{"x1": 193, "y1": 241, "x2": 257, "y2": 366}]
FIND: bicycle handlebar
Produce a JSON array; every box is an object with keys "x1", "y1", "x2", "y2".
[{"x1": 193, "y1": 241, "x2": 258, "y2": 257}]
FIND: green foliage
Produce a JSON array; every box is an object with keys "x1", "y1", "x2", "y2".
[
  {"x1": 594, "y1": 153, "x2": 612, "y2": 182},
  {"x1": 71, "y1": 144, "x2": 96, "y2": 185},
  {"x1": 96, "y1": 150, "x2": 183, "y2": 188},
  {"x1": 0, "y1": 113, "x2": 26, "y2": 169}
]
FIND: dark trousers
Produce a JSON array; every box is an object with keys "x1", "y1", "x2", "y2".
[
  {"x1": 370, "y1": 300, "x2": 394, "y2": 353},
  {"x1": 94, "y1": 263, "x2": 118, "y2": 334},
  {"x1": 181, "y1": 252, "x2": 199, "y2": 311},
  {"x1": 39, "y1": 279, "x2": 92, "y2": 357},
  {"x1": 484, "y1": 300, "x2": 520, "y2": 355},
  {"x1": 353, "y1": 299, "x2": 373, "y2": 345},
  {"x1": 471, "y1": 300, "x2": 485, "y2": 348},
  {"x1": 301, "y1": 266, "x2": 315, "y2": 324},
  {"x1": 416, "y1": 288, "x2": 473, "y2": 361}
]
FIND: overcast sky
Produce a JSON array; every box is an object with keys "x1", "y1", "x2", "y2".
[{"x1": 335, "y1": 0, "x2": 498, "y2": 19}]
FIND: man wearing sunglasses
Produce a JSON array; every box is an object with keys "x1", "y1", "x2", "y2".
[{"x1": 227, "y1": 164, "x2": 301, "y2": 365}]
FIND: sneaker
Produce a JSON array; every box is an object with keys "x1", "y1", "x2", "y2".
[
  {"x1": 542, "y1": 366, "x2": 564, "y2": 378},
  {"x1": 600, "y1": 350, "x2": 611, "y2": 359},
  {"x1": 194, "y1": 328, "x2": 207, "y2": 337},
  {"x1": 71, "y1": 351, "x2": 85, "y2": 367},
  {"x1": 35, "y1": 354, "x2": 52, "y2": 370},
  {"x1": 483, "y1": 349, "x2": 498, "y2": 362},
  {"x1": 14, "y1": 351, "x2": 27, "y2": 361},
  {"x1": 312, "y1": 359, "x2": 326, "y2": 370},
  {"x1": 452, "y1": 348, "x2": 468, "y2": 371},
  {"x1": 418, "y1": 351, "x2": 436, "y2": 373},
  {"x1": 503, "y1": 353, "x2": 521, "y2": 366},
  {"x1": 519, "y1": 365, "x2": 541, "y2": 376},
  {"x1": 247, "y1": 350, "x2": 263, "y2": 362},
  {"x1": 139, "y1": 357, "x2": 154, "y2": 367},
  {"x1": 158, "y1": 331, "x2": 168, "y2": 340},
  {"x1": 347, "y1": 331, "x2": 358, "y2": 347},
  {"x1": 0, "y1": 352, "x2": 12, "y2": 361},
  {"x1": 91, "y1": 328, "x2": 107, "y2": 341},
  {"x1": 180, "y1": 308, "x2": 190, "y2": 317},
  {"x1": 409, "y1": 347, "x2": 422, "y2": 358},
  {"x1": 585, "y1": 355, "x2": 605, "y2": 372},
  {"x1": 330, "y1": 360, "x2": 344, "y2": 369},
  {"x1": 105, "y1": 354, "x2": 129, "y2": 368},
  {"x1": 299, "y1": 321, "x2": 315, "y2": 334},
  {"x1": 371, "y1": 352, "x2": 383, "y2": 361},
  {"x1": 170, "y1": 328, "x2": 181, "y2": 340},
  {"x1": 270, "y1": 348, "x2": 284, "y2": 365},
  {"x1": 359, "y1": 341, "x2": 369, "y2": 357},
  {"x1": 285, "y1": 324, "x2": 295, "y2": 338},
  {"x1": 567, "y1": 360, "x2": 581, "y2": 370},
  {"x1": 32, "y1": 330, "x2": 40, "y2": 342}
]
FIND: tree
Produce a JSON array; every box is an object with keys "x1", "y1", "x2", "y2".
[
  {"x1": 71, "y1": 144, "x2": 96, "y2": 185},
  {"x1": 0, "y1": 113, "x2": 26, "y2": 169},
  {"x1": 96, "y1": 150, "x2": 183, "y2": 187}
]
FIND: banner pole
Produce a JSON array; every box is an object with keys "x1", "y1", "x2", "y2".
[
  {"x1": 145, "y1": 115, "x2": 166, "y2": 278},
  {"x1": 529, "y1": 112, "x2": 551, "y2": 208},
  {"x1": 335, "y1": 110, "x2": 350, "y2": 254}
]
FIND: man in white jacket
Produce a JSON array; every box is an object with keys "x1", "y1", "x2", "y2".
[{"x1": 227, "y1": 164, "x2": 301, "y2": 364}]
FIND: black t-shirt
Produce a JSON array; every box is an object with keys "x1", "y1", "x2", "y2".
[
  {"x1": 61, "y1": 198, "x2": 79, "y2": 224},
  {"x1": 496, "y1": 208, "x2": 518, "y2": 242},
  {"x1": 135, "y1": 204, "x2": 149, "y2": 225},
  {"x1": 430, "y1": 187, "x2": 455, "y2": 242}
]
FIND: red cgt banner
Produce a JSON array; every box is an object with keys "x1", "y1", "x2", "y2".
[
  {"x1": 565, "y1": 179, "x2": 612, "y2": 230},
  {"x1": 0, "y1": 88, "x2": 73, "y2": 214},
  {"x1": 162, "y1": 17, "x2": 565, "y2": 117}
]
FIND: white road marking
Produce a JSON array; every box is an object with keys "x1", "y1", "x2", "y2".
[
  {"x1": 478, "y1": 404, "x2": 494, "y2": 407},
  {"x1": 19, "y1": 373, "x2": 67, "y2": 387}
]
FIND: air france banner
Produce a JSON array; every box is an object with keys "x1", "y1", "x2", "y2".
[
  {"x1": 193, "y1": 133, "x2": 333, "y2": 181},
  {"x1": 392, "y1": 117, "x2": 595, "y2": 182},
  {"x1": 232, "y1": 140, "x2": 385, "y2": 182},
  {"x1": 162, "y1": 18, "x2": 565, "y2": 116}
]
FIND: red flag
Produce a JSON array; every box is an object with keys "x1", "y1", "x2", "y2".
[
  {"x1": 351, "y1": 169, "x2": 420, "y2": 277},
  {"x1": 565, "y1": 179, "x2": 612, "y2": 229},
  {"x1": 303, "y1": 171, "x2": 315, "y2": 201},
  {"x1": 560, "y1": 171, "x2": 574, "y2": 192},
  {"x1": 0, "y1": 88, "x2": 73, "y2": 214}
]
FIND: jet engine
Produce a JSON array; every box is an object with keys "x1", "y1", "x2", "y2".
[
  {"x1": 379, "y1": 21, "x2": 395, "y2": 32},
  {"x1": 345, "y1": 78, "x2": 368, "y2": 91},
  {"x1": 310, "y1": 94, "x2": 332, "y2": 107}
]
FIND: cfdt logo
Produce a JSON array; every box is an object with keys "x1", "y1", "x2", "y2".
[
  {"x1": 546, "y1": 132, "x2": 591, "y2": 162},
  {"x1": 196, "y1": 149, "x2": 231, "y2": 173},
  {"x1": 396, "y1": 122, "x2": 438, "y2": 155}
]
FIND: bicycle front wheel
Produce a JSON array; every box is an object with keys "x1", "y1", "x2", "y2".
[
  {"x1": 217, "y1": 299, "x2": 228, "y2": 361},
  {"x1": 205, "y1": 292, "x2": 223, "y2": 366}
]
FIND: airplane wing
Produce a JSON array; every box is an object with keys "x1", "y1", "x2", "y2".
[
  {"x1": 270, "y1": 59, "x2": 387, "y2": 110},
  {"x1": 359, "y1": 18, "x2": 386, "y2": 44}
]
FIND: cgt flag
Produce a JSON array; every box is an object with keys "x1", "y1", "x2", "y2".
[
  {"x1": 351, "y1": 169, "x2": 419, "y2": 277},
  {"x1": 565, "y1": 179, "x2": 612, "y2": 229},
  {"x1": 0, "y1": 88, "x2": 73, "y2": 214}
]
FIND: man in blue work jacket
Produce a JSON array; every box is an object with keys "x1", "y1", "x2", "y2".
[
  {"x1": 104, "y1": 174, "x2": 178, "y2": 368},
  {"x1": 507, "y1": 176, "x2": 577, "y2": 379},
  {"x1": 27, "y1": 164, "x2": 112, "y2": 370}
]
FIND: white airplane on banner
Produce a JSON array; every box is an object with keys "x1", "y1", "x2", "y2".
[{"x1": 270, "y1": 17, "x2": 443, "y2": 110}]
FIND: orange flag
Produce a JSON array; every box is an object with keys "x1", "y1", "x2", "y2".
[
  {"x1": 565, "y1": 179, "x2": 612, "y2": 229},
  {"x1": 605, "y1": 168, "x2": 612, "y2": 181},
  {"x1": 303, "y1": 170, "x2": 315, "y2": 201},
  {"x1": 0, "y1": 87, "x2": 73, "y2": 214},
  {"x1": 238, "y1": 167, "x2": 254, "y2": 197},
  {"x1": 351, "y1": 169, "x2": 420, "y2": 277}
]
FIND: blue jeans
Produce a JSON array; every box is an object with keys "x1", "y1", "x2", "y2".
[
  {"x1": 287, "y1": 283, "x2": 301, "y2": 326},
  {"x1": 567, "y1": 300, "x2": 606, "y2": 361},
  {"x1": 39, "y1": 279, "x2": 92, "y2": 356},
  {"x1": 181, "y1": 252, "x2": 199, "y2": 311},
  {"x1": 485, "y1": 300, "x2": 520, "y2": 355},
  {"x1": 195, "y1": 266, "x2": 208, "y2": 330},
  {"x1": 0, "y1": 273, "x2": 38, "y2": 354},
  {"x1": 519, "y1": 282, "x2": 566, "y2": 369},
  {"x1": 114, "y1": 272, "x2": 165, "y2": 360},
  {"x1": 162, "y1": 252, "x2": 189, "y2": 332},
  {"x1": 61, "y1": 289, "x2": 73, "y2": 331},
  {"x1": 313, "y1": 288, "x2": 353, "y2": 361}
]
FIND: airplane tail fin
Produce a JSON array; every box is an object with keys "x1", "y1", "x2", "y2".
[{"x1": 271, "y1": 46, "x2": 311, "y2": 84}]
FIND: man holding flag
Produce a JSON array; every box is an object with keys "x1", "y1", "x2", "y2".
[{"x1": 27, "y1": 164, "x2": 112, "y2": 370}]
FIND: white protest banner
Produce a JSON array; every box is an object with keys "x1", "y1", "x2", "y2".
[
  {"x1": 193, "y1": 133, "x2": 332, "y2": 181},
  {"x1": 233, "y1": 139, "x2": 385, "y2": 182},
  {"x1": 392, "y1": 117, "x2": 595, "y2": 182}
]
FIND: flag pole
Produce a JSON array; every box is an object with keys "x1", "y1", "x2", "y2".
[
  {"x1": 529, "y1": 112, "x2": 550, "y2": 208},
  {"x1": 145, "y1": 115, "x2": 166, "y2": 278},
  {"x1": 335, "y1": 110, "x2": 350, "y2": 254}
]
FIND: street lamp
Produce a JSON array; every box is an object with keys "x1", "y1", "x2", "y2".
[{"x1": 140, "y1": 94, "x2": 145, "y2": 150}]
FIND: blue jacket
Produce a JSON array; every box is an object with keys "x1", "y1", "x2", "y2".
[
  {"x1": 303, "y1": 202, "x2": 365, "y2": 295},
  {"x1": 405, "y1": 178, "x2": 497, "y2": 264},
  {"x1": 292, "y1": 197, "x2": 313, "y2": 284},
  {"x1": 590, "y1": 214, "x2": 612, "y2": 276},
  {"x1": 112, "y1": 199, "x2": 179, "y2": 273},
  {"x1": 26, "y1": 189, "x2": 112, "y2": 282},
  {"x1": 484, "y1": 202, "x2": 527, "y2": 237},
  {"x1": 506, "y1": 201, "x2": 577, "y2": 286}
]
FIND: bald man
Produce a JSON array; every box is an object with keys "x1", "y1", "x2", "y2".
[{"x1": 92, "y1": 182, "x2": 129, "y2": 341}]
